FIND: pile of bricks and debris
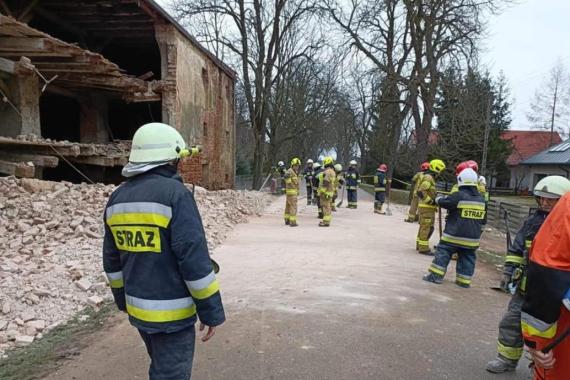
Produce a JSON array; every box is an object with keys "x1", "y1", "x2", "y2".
[
  {"x1": 0, "y1": 135, "x2": 132, "y2": 178},
  {"x1": 0, "y1": 176, "x2": 268, "y2": 355}
]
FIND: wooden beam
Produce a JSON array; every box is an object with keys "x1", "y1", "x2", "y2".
[
  {"x1": 0, "y1": 138, "x2": 81, "y2": 156},
  {"x1": 0, "y1": 152, "x2": 58, "y2": 167},
  {"x1": 0, "y1": 160, "x2": 35, "y2": 177},
  {"x1": 67, "y1": 155, "x2": 116, "y2": 167},
  {"x1": 0, "y1": 57, "x2": 15, "y2": 74},
  {"x1": 0, "y1": 37, "x2": 46, "y2": 51}
]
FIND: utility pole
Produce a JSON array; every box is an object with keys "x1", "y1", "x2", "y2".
[{"x1": 481, "y1": 93, "x2": 493, "y2": 177}]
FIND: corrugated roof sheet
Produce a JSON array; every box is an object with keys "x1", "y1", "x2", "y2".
[
  {"x1": 501, "y1": 130, "x2": 562, "y2": 166},
  {"x1": 522, "y1": 139, "x2": 570, "y2": 165}
]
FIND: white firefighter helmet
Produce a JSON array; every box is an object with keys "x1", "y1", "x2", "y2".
[
  {"x1": 478, "y1": 175, "x2": 487, "y2": 186},
  {"x1": 307, "y1": 159, "x2": 314, "y2": 164},
  {"x1": 457, "y1": 168, "x2": 478, "y2": 187},
  {"x1": 334, "y1": 163, "x2": 342, "y2": 172},
  {"x1": 278, "y1": 161, "x2": 285, "y2": 167},
  {"x1": 312, "y1": 162, "x2": 321, "y2": 170},
  {"x1": 128, "y1": 122, "x2": 188, "y2": 163},
  {"x1": 349, "y1": 160, "x2": 357, "y2": 166},
  {"x1": 534, "y1": 176, "x2": 570, "y2": 199}
]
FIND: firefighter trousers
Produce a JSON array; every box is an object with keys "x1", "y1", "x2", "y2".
[
  {"x1": 138, "y1": 326, "x2": 195, "y2": 380},
  {"x1": 495, "y1": 291, "x2": 524, "y2": 362},
  {"x1": 320, "y1": 195, "x2": 332, "y2": 225},
  {"x1": 306, "y1": 185, "x2": 312, "y2": 205},
  {"x1": 428, "y1": 243, "x2": 477, "y2": 287},
  {"x1": 374, "y1": 191, "x2": 386, "y2": 210},
  {"x1": 284, "y1": 195, "x2": 298, "y2": 224},
  {"x1": 417, "y1": 208, "x2": 436, "y2": 252},
  {"x1": 347, "y1": 189, "x2": 357, "y2": 208},
  {"x1": 407, "y1": 195, "x2": 419, "y2": 221}
]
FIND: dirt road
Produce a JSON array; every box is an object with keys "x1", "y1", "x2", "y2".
[{"x1": 44, "y1": 191, "x2": 530, "y2": 380}]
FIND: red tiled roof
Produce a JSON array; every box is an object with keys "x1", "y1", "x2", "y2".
[{"x1": 501, "y1": 130, "x2": 562, "y2": 166}]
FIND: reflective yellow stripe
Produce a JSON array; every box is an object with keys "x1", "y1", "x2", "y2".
[
  {"x1": 419, "y1": 204, "x2": 437, "y2": 209},
  {"x1": 107, "y1": 213, "x2": 170, "y2": 228},
  {"x1": 429, "y1": 265, "x2": 446, "y2": 276},
  {"x1": 286, "y1": 190, "x2": 298, "y2": 195},
  {"x1": 186, "y1": 271, "x2": 220, "y2": 300},
  {"x1": 456, "y1": 275, "x2": 472, "y2": 285},
  {"x1": 289, "y1": 216, "x2": 297, "y2": 222},
  {"x1": 127, "y1": 303, "x2": 196, "y2": 322},
  {"x1": 505, "y1": 255, "x2": 525, "y2": 265},
  {"x1": 497, "y1": 341, "x2": 523, "y2": 361},
  {"x1": 521, "y1": 313, "x2": 557, "y2": 339},
  {"x1": 323, "y1": 215, "x2": 332, "y2": 222},
  {"x1": 417, "y1": 239, "x2": 429, "y2": 245},
  {"x1": 525, "y1": 240, "x2": 532, "y2": 249},
  {"x1": 126, "y1": 295, "x2": 196, "y2": 323},
  {"x1": 189, "y1": 279, "x2": 220, "y2": 300},
  {"x1": 441, "y1": 234, "x2": 479, "y2": 248},
  {"x1": 106, "y1": 271, "x2": 124, "y2": 289}
]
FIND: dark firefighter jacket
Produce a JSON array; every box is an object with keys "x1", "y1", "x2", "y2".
[
  {"x1": 521, "y1": 192, "x2": 570, "y2": 380},
  {"x1": 435, "y1": 186, "x2": 485, "y2": 249},
  {"x1": 103, "y1": 165, "x2": 225, "y2": 334},
  {"x1": 504, "y1": 209, "x2": 549, "y2": 292},
  {"x1": 345, "y1": 167, "x2": 360, "y2": 190},
  {"x1": 302, "y1": 166, "x2": 313, "y2": 186},
  {"x1": 373, "y1": 171, "x2": 387, "y2": 192}
]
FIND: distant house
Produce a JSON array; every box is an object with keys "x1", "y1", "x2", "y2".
[
  {"x1": 501, "y1": 130, "x2": 562, "y2": 191},
  {"x1": 518, "y1": 139, "x2": 570, "y2": 190}
]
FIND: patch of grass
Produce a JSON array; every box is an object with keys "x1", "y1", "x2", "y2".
[
  {"x1": 0, "y1": 303, "x2": 117, "y2": 380},
  {"x1": 360, "y1": 184, "x2": 411, "y2": 205}
]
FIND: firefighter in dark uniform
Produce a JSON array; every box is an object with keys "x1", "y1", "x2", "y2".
[
  {"x1": 302, "y1": 159, "x2": 314, "y2": 205},
  {"x1": 422, "y1": 168, "x2": 485, "y2": 288},
  {"x1": 486, "y1": 175, "x2": 570, "y2": 374},
  {"x1": 373, "y1": 164, "x2": 388, "y2": 214},
  {"x1": 346, "y1": 160, "x2": 360, "y2": 209},
  {"x1": 103, "y1": 123, "x2": 225, "y2": 380},
  {"x1": 312, "y1": 162, "x2": 324, "y2": 218}
]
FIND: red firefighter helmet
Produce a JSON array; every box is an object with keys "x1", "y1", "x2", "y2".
[
  {"x1": 455, "y1": 160, "x2": 479, "y2": 176},
  {"x1": 420, "y1": 162, "x2": 430, "y2": 171},
  {"x1": 378, "y1": 164, "x2": 388, "y2": 172}
]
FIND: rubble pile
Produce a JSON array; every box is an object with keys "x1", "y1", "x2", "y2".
[{"x1": 0, "y1": 177, "x2": 267, "y2": 355}]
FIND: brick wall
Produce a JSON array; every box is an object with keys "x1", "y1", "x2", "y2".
[{"x1": 179, "y1": 155, "x2": 203, "y2": 184}]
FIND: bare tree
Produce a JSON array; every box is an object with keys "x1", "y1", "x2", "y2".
[
  {"x1": 527, "y1": 60, "x2": 570, "y2": 141},
  {"x1": 173, "y1": 0, "x2": 320, "y2": 188}
]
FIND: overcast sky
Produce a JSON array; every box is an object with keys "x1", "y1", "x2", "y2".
[
  {"x1": 482, "y1": 0, "x2": 570, "y2": 130},
  {"x1": 159, "y1": 0, "x2": 569, "y2": 131}
]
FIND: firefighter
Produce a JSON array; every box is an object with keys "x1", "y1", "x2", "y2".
[
  {"x1": 373, "y1": 164, "x2": 388, "y2": 214},
  {"x1": 416, "y1": 159, "x2": 446, "y2": 254},
  {"x1": 332, "y1": 163, "x2": 344, "y2": 212},
  {"x1": 284, "y1": 158, "x2": 301, "y2": 227},
  {"x1": 405, "y1": 162, "x2": 429, "y2": 223},
  {"x1": 422, "y1": 168, "x2": 485, "y2": 287},
  {"x1": 103, "y1": 123, "x2": 225, "y2": 380},
  {"x1": 450, "y1": 160, "x2": 479, "y2": 194},
  {"x1": 478, "y1": 175, "x2": 489, "y2": 201},
  {"x1": 318, "y1": 157, "x2": 336, "y2": 227},
  {"x1": 521, "y1": 190, "x2": 570, "y2": 380},
  {"x1": 486, "y1": 176, "x2": 570, "y2": 374},
  {"x1": 302, "y1": 159, "x2": 314, "y2": 205},
  {"x1": 312, "y1": 162, "x2": 324, "y2": 218},
  {"x1": 345, "y1": 160, "x2": 360, "y2": 209}
]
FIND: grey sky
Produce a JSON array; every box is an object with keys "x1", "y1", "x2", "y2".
[
  {"x1": 158, "y1": 0, "x2": 568, "y2": 131},
  {"x1": 482, "y1": 0, "x2": 570, "y2": 129}
]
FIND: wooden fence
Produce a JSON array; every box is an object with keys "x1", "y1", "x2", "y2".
[{"x1": 486, "y1": 200, "x2": 533, "y2": 234}]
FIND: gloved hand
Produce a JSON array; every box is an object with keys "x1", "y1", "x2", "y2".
[{"x1": 417, "y1": 190, "x2": 425, "y2": 199}]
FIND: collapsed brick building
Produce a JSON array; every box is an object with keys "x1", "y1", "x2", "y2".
[{"x1": 0, "y1": 0, "x2": 236, "y2": 189}]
